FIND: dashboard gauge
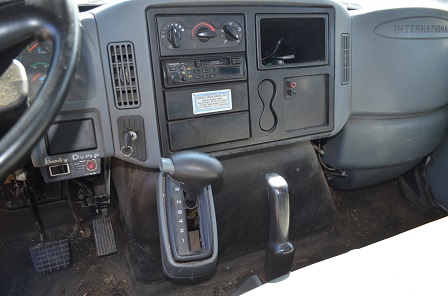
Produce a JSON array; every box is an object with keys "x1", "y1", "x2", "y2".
[
  {"x1": 17, "y1": 41, "x2": 53, "y2": 100},
  {"x1": 29, "y1": 61, "x2": 49, "y2": 84}
]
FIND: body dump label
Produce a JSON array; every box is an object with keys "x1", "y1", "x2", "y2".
[{"x1": 192, "y1": 89, "x2": 232, "y2": 115}]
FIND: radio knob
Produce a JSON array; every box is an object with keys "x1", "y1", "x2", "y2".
[
  {"x1": 223, "y1": 24, "x2": 240, "y2": 41},
  {"x1": 170, "y1": 73, "x2": 182, "y2": 83},
  {"x1": 167, "y1": 27, "x2": 182, "y2": 48}
]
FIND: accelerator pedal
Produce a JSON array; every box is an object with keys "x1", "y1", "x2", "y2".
[
  {"x1": 29, "y1": 238, "x2": 71, "y2": 275},
  {"x1": 93, "y1": 217, "x2": 117, "y2": 256}
]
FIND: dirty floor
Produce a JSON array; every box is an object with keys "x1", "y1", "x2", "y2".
[{"x1": 0, "y1": 179, "x2": 445, "y2": 295}]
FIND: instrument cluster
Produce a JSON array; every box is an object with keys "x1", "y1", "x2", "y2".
[{"x1": 16, "y1": 41, "x2": 53, "y2": 100}]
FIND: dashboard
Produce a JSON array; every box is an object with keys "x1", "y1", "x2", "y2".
[
  {"x1": 29, "y1": 0, "x2": 352, "y2": 182},
  {"x1": 25, "y1": 0, "x2": 448, "y2": 189},
  {"x1": 5, "y1": 0, "x2": 448, "y2": 287}
]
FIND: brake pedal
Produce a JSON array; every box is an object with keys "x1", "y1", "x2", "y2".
[
  {"x1": 29, "y1": 238, "x2": 71, "y2": 275},
  {"x1": 93, "y1": 217, "x2": 117, "y2": 256},
  {"x1": 16, "y1": 173, "x2": 72, "y2": 275}
]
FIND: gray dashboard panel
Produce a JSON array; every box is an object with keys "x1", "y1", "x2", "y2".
[
  {"x1": 31, "y1": 14, "x2": 114, "y2": 167},
  {"x1": 350, "y1": 7, "x2": 448, "y2": 116},
  {"x1": 88, "y1": 0, "x2": 351, "y2": 168},
  {"x1": 30, "y1": 0, "x2": 351, "y2": 170},
  {"x1": 324, "y1": 105, "x2": 448, "y2": 169},
  {"x1": 321, "y1": 4, "x2": 448, "y2": 190},
  {"x1": 92, "y1": 0, "x2": 162, "y2": 168},
  {"x1": 426, "y1": 128, "x2": 448, "y2": 210}
]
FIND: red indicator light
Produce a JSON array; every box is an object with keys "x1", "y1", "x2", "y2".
[
  {"x1": 86, "y1": 160, "x2": 97, "y2": 171},
  {"x1": 288, "y1": 81, "x2": 297, "y2": 89}
]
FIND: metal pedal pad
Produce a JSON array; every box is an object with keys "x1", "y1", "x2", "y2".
[
  {"x1": 93, "y1": 217, "x2": 117, "y2": 256},
  {"x1": 29, "y1": 238, "x2": 71, "y2": 275}
]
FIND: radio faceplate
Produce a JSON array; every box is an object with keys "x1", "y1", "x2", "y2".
[{"x1": 162, "y1": 55, "x2": 246, "y2": 87}]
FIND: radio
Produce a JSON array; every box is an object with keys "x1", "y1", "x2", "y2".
[{"x1": 162, "y1": 55, "x2": 246, "y2": 87}]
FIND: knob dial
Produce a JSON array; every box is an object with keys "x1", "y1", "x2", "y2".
[
  {"x1": 196, "y1": 27, "x2": 217, "y2": 42},
  {"x1": 223, "y1": 24, "x2": 240, "y2": 41},
  {"x1": 167, "y1": 27, "x2": 182, "y2": 48},
  {"x1": 220, "y1": 21, "x2": 243, "y2": 44},
  {"x1": 170, "y1": 73, "x2": 181, "y2": 84}
]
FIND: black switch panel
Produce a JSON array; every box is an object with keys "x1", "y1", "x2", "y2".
[{"x1": 117, "y1": 116, "x2": 146, "y2": 161}]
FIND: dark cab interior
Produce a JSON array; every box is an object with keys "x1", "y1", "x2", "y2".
[{"x1": 0, "y1": 0, "x2": 447, "y2": 294}]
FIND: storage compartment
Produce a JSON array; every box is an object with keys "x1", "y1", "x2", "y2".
[
  {"x1": 257, "y1": 14, "x2": 328, "y2": 69},
  {"x1": 168, "y1": 112, "x2": 250, "y2": 150},
  {"x1": 45, "y1": 119, "x2": 97, "y2": 155},
  {"x1": 165, "y1": 82, "x2": 248, "y2": 120},
  {"x1": 284, "y1": 75, "x2": 329, "y2": 131}
]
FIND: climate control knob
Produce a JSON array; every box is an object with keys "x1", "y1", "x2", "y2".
[
  {"x1": 223, "y1": 24, "x2": 240, "y2": 41},
  {"x1": 196, "y1": 27, "x2": 217, "y2": 42},
  {"x1": 220, "y1": 21, "x2": 243, "y2": 43},
  {"x1": 167, "y1": 27, "x2": 182, "y2": 48}
]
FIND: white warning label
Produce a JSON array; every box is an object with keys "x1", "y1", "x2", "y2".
[{"x1": 192, "y1": 89, "x2": 232, "y2": 115}]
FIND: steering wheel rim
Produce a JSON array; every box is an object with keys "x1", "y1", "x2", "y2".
[{"x1": 0, "y1": 0, "x2": 80, "y2": 180}]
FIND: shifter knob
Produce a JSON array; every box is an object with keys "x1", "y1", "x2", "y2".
[
  {"x1": 160, "y1": 151, "x2": 223, "y2": 208},
  {"x1": 264, "y1": 173, "x2": 295, "y2": 281}
]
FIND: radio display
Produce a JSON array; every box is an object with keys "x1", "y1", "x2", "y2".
[
  {"x1": 218, "y1": 67, "x2": 240, "y2": 75},
  {"x1": 202, "y1": 59, "x2": 229, "y2": 66}
]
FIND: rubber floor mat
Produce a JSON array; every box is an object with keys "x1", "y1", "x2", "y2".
[{"x1": 29, "y1": 238, "x2": 71, "y2": 274}]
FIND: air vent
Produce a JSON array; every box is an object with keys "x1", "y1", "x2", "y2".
[
  {"x1": 108, "y1": 42, "x2": 141, "y2": 109},
  {"x1": 341, "y1": 34, "x2": 350, "y2": 85}
]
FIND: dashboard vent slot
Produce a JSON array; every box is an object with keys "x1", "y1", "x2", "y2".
[
  {"x1": 108, "y1": 42, "x2": 140, "y2": 109},
  {"x1": 341, "y1": 34, "x2": 350, "y2": 85}
]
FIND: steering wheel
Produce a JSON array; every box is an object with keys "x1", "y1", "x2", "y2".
[{"x1": 0, "y1": 0, "x2": 80, "y2": 180}]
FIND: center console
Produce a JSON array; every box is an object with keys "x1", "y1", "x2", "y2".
[
  {"x1": 147, "y1": 6, "x2": 335, "y2": 156},
  {"x1": 147, "y1": 5, "x2": 335, "y2": 280}
]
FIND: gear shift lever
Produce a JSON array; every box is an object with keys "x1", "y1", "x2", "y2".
[
  {"x1": 160, "y1": 151, "x2": 223, "y2": 208},
  {"x1": 157, "y1": 151, "x2": 223, "y2": 279},
  {"x1": 264, "y1": 173, "x2": 295, "y2": 281}
]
